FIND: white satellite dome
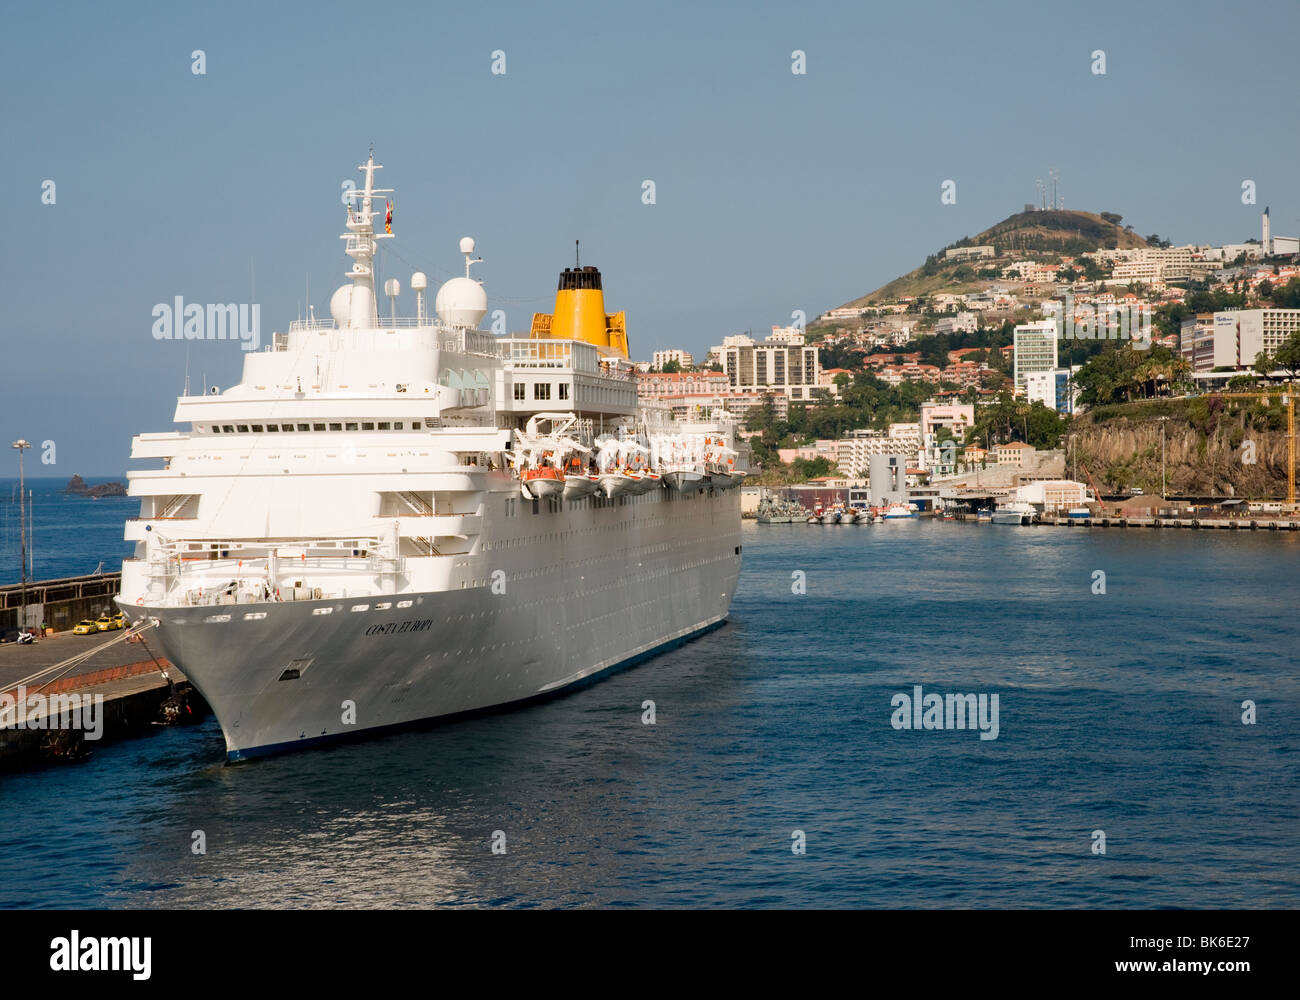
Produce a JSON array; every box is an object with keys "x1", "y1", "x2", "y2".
[
  {"x1": 459, "y1": 237, "x2": 476, "y2": 255},
  {"x1": 410, "y1": 271, "x2": 428, "y2": 292},
  {"x1": 435, "y1": 276, "x2": 487, "y2": 328},
  {"x1": 329, "y1": 285, "x2": 354, "y2": 328}
]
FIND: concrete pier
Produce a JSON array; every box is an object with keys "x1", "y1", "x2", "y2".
[
  {"x1": 0, "y1": 628, "x2": 207, "y2": 772},
  {"x1": 1038, "y1": 516, "x2": 1300, "y2": 530}
]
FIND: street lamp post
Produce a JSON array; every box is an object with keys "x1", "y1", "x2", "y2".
[
  {"x1": 1158, "y1": 417, "x2": 1168, "y2": 500},
  {"x1": 11, "y1": 440, "x2": 30, "y2": 632}
]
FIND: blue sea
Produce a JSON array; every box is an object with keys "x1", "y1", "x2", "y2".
[
  {"x1": 1, "y1": 510, "x2": 1297, "y2": 908},
  {"x1": 0, "y1": 477, "x2": 137, "y2": 581}
]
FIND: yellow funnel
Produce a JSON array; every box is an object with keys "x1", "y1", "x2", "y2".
[{"x1": 530, "y1": 265, "x2": 629, "y2": 358}]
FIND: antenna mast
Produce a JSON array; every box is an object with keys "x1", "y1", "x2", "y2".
[{"x1": 341, "y1": 151, "x2": 394, "y2": 329}]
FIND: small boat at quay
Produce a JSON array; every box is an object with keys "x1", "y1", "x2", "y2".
[
  {"x1": 991, "y1": 501, "x2": 1038, "y2": 525},
  {"x1": 756, "y1": 496, "x2": 809, "y2": 523}
]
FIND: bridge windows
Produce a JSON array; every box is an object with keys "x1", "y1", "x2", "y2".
[{"x1": 204, "y1": 419, "x2": 435, "y2": 435}]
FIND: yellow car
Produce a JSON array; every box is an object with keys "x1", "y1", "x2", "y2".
[
  {"x1": 73, "y1": 619, "x2": 100, "y2": 635},
  {"x1": 95, "y1": 615, "x2": 124, "y2": 632},
  {"x1": 111, "y1": 612, "x2": 127, "y2": 629}
]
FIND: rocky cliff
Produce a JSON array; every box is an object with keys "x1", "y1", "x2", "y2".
[{"x1": 1072, "y1": 397, "x2": 1292, "y2": 497}]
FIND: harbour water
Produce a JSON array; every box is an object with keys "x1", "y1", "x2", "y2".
[
  {"x1": 1, "y1": 478, "x2": 136, "y2": 581},
  {"x1": 1, "y1": 517, "x2": 1297, "y2": 908}
]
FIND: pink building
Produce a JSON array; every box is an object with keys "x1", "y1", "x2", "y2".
[{"x1": 637, "y1": 371, "x2": 730, "y2": 399}]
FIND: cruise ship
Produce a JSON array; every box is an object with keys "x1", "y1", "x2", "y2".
[{"x1": 116, "y1": 154, "x2": 743, "y2": 760}]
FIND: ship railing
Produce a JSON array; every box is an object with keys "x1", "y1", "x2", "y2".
[
  {"x1": 280, "y1": 320, "x2": 499, "y2": 355},
  {"x1": 160, "y1": 555, "x2": 391, "y2": 607}
]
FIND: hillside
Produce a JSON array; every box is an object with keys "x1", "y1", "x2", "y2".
[{"x1": 838, "y1": 209, "x2": 1148, "y2": 309}]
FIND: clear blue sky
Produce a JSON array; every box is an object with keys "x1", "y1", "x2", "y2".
[{"x1": 2, "y1": 0, "x2": 1297, "y2": 476}]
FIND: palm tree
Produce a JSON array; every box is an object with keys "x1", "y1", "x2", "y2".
[{"x1": 1167, "y1": 357, "x2": 1192, "y2": 397}]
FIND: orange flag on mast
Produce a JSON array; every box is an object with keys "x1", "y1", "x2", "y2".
[{"x1": 385, "y1": 201, "x2": 392, "y2": 234}]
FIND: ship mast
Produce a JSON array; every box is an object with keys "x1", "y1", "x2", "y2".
[{"x1": 341, "y1": 149, "x2": 393, "y2": 329}]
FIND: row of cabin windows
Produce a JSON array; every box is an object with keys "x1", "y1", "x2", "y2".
[
  {"x1": 208, "y1": 421, "x2": 421, "y2": 434},
  {"x1": 512, "y1": 383, "x2": 570, "y2": 401}
]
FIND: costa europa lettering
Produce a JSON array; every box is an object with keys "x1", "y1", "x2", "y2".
[{"x1": 365, "y1": 619, "x2": 433, "y2": 636}]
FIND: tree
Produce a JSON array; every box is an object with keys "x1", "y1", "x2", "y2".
[
  {"x1": 1271, "y1": 277, "x2": 1300, "y2": 309},
  {"x1": 1100, "y1": 212, "x2": 1123, "y2": 225},
  {"x1": 660, "y1": 358, "x2": 682, "y2": 374},
  {"x1": 790, "y1": 456, "x2": 834, "y2": 482},
  {"x1": 745, "y1": 393, "x2": 778, "y2": 433},
  {"x1": 1080, "y1": 257, "x2": 1106, "y2": 282}
]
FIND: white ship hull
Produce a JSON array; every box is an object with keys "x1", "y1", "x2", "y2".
[
  {"x1": 113, "y1": 152, "x2": 750, "y2": 763},
  {"x1": 127, "y1": 487, "x2": 741, "y2": 760}
]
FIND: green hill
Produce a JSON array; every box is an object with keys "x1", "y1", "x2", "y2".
[{"x1": 838, "y1": 209, "x2": 1148, "y2": 309}]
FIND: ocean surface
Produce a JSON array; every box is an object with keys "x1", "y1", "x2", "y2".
[
  {"x1": 1, "y1": 510, "x2": 1297, "y2": 908},
  {"x1": 0, "y1": 478, "x2": 137, "y2": 582}
]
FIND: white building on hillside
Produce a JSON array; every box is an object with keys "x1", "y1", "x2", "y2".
[
  {"x1": 1013, "y1": 320, "x2": 1059, "y2": 397},
  {"x1": 715, "y1": 335, "x2": 823, "y2": 404},
  {"x1": 652, "y1": 348, "x2": 694, "y2": 369}
]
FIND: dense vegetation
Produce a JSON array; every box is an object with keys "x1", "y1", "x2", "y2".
[{"x1": 1068, "y1": 343, "x2": 1191, "y2": 406}]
